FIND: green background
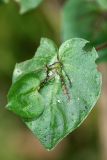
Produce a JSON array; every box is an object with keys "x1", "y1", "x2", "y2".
[{"x1": 0, "y1": 0, "x2": 106, "y2": 160}]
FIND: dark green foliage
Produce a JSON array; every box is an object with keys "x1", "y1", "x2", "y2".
[{"x1": 62, "y1": 0, "x2": 107, "y2": 63}]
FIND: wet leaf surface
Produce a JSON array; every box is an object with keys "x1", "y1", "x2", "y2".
[{"x1": 6, "y1": 38, "x2": 102, "y2": 150}]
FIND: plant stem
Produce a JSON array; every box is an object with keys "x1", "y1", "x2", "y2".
[{"x1": 96, "y1": 42, "x2": 107, "y2": 51}]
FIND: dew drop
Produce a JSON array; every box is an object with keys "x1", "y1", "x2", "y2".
[
  {"x1": 57, "y1": 100, "x2": 61, "y2": 103},
  {"x1": 16, "y1": 69, "x2": 22, "y2": 75},
  {"x1": 48, "y1": 71, "x2": 53, "y2": 76},
  {"x1": 77, "y1": 97, "x2": 80, "y2": 101}
]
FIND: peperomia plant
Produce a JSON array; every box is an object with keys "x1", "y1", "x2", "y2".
[
  {"x1": 1, "y1": 0, "x2": 107, "y2": 151},
  {"x1": 6, "y1": 38, "x2": 102, "y2": 150}
]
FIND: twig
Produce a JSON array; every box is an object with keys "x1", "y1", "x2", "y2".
[{"x1": 96, "y1": 42, "x2": 107, "y2": 51}]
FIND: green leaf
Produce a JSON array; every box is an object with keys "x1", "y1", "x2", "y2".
[
  {"x1": 0, "y1": 0, "x2": 43, "y2": 13},
  {"x1": 6, "y1": 38, "x2": 102, "y2": 150},
  {"x1": 62, "y1": 0, "x2": 107, "y2": 63},
  {"x1": 15, "y1": 0, "x2": 43, "y2": 14},
  {"x1": 0, "y1": 0, "x2": 9, "y2": 3},
  {"x1": 97, "y1": 0, "x2": 107, "y2": 10}
]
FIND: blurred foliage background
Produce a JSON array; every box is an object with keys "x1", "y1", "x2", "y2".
[{"x1": 0, "y1": 0, "x2": 107, "y2": 160}]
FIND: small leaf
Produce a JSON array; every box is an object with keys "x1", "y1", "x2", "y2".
[
  {"x1": 6, "y1": 38, "x2": 102, "y2": 150},
  {"x1": 15, "y1": 0, "x2": 43, "y2": 14}
]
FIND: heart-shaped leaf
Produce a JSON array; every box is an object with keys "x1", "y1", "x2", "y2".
[{"x1": 6, "y1": 38, "x2": 102, "y2": 150}]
